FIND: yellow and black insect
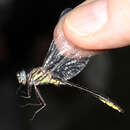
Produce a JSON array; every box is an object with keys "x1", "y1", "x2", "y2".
[{"x1": 16, "y1": 8, "x2": 124, "y2": 120}]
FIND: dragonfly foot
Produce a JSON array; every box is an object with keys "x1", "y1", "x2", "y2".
[
  {"x1": 20, "y1": 103, "x2": 41, "y2": 108},
  {"x1": 30, "y1": 104, "x2": 46, "y2": 120}
]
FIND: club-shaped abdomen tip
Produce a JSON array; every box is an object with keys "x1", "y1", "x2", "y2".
[
  {"x1": 16, "y1": 70, "x2": 27, "y2": 85},
  {"x1": 98, "y1": 96, "x2": 124, "y2": 113}
]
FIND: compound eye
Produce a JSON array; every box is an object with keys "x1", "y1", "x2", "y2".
[
  {"x1": 17, "y1": 70, "x2": 26, "y2": 85},
  {"x1": 20, "y1": 70, "x2": 26, "y2": 84}
]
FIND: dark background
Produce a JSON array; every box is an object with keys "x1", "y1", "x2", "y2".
[{"x1": 0, "y1": 0, "x2": 130, "y2": 130}]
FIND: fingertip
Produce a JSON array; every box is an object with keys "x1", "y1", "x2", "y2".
[
  {"x1": 61, "y1": 0, "x2": 130, "y2": 50},
  {"x1": 54, "y1": 0, "x2": 130, "y2": 57},
  {"x1": 54, "y1": 16, "x2": 102, "y2": 58}
]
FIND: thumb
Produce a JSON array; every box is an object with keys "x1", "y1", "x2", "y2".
[{"x1": 54, "y1": 0, "x2": 130, "y2": 51}]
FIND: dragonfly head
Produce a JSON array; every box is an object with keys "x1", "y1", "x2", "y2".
[{"x1": 16, "y1": 70, "x2": 27, "y2": 85}]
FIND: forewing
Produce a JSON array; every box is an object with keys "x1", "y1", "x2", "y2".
[
  {"x1": 43, "y1": 8, "x2": 72, "y2": 71},
  {"x1": 51, "y1": 55, "x2": 89, "y2": 81},
  {"x1": 43, "y1": 40, "x2": 64, "y2": 71},
  {"x1": 42, "y1": 8, "x2": 90, "y2": 81},
  {"x1": 42, "y1": 41, "x2": 90, "y2": 81}
]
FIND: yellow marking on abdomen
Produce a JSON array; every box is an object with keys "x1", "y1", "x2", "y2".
[
  {"x1": 50, "y1": 79, "x2": 61, "y2": 86},
  {"x1": 98, "y1": 97, "x2": 124, "y2": 113},
  {"x1": 41, "y1": 76, "x2": 50, "y2": 84},
  {"x1": 41, "y1": 76, "x2": 62, "y2": 86}
]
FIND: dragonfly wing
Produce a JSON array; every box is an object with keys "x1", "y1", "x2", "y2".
[
  {"x1": 43, "y1": 8, "x2": 71, "y2": 70},
  {"x1": 42, "y1": 8, "x2": 90, "y2": 80},
  {"x1": 51, "y1": 55, "x2": 89, "y2": 81},
  {"x1": 42, "y1": 40, "x2": 90, "y2": 81},
  {"x1": 43, "y1": 40, "x2": 64, "y2": 71},
  {"x1": 43, "y1": 8, "x2": 72, "y2": 70}
]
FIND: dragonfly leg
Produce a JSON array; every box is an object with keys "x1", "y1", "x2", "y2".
[
  {"x1": 20, "y1": 85, "x2": 32, "y2": 99},
  {"x1": 31, "y1": 85, "x2": 46, "y2": 120},
  {"x1": 20, "y1": 103, "x2": 41, "y2": 108},
  {"x1": 20, "y1": 73, "x2": 33, "y2": 99}
]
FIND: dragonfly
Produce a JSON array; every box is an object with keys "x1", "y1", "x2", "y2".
[{"x1": 16, "y1": 8, "x2": 124, "y2": 120}]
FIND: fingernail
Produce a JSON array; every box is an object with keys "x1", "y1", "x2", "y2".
[{"x1": 65, "y1": 0, "x2": 108, "y2": 36}]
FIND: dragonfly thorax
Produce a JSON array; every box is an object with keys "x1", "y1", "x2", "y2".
[
  {"x1": 28, "y1": 67, "x2": 62, "y2": 86},
  {"x1": 28, "y1": 67, "x2": 50, "y2": 86},
  {"x1": 17, "y1": 70, "x2": 27, "y2": 85}
]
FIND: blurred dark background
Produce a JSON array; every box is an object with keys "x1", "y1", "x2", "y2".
[{"x1": 0, "y1": 0, "x2": 130, "y2": 130}]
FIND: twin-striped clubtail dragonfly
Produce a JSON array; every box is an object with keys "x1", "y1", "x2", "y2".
[{"x1": 16, "y1": 8, "x2": 124, "y2": 120}]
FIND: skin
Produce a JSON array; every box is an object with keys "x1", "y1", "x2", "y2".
[{"x1": 54, "y1": 0, "x2": 130, "y2": 57}]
